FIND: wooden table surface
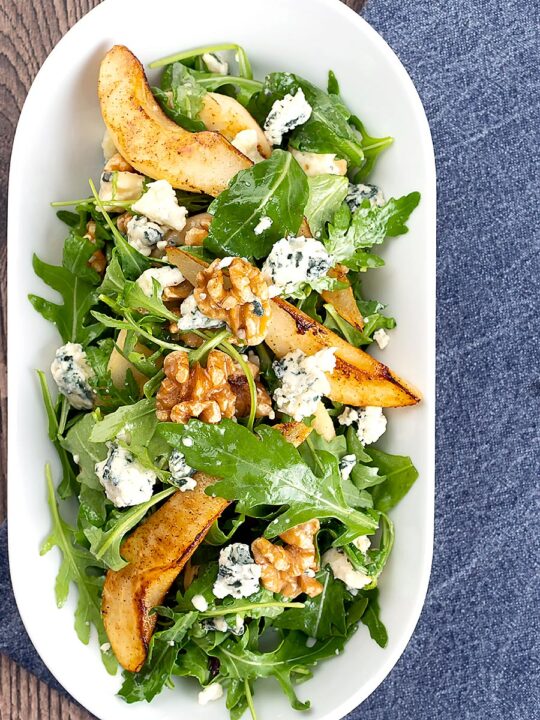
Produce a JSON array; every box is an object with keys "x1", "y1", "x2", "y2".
[{"x1": 0, "y1": 0, "x2": 364, "y2": 717}]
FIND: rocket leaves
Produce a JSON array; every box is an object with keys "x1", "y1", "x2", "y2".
[{"x1": 158, "y1": 419, "x2": 378, "y2": 541}]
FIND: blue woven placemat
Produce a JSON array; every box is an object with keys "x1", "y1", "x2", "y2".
[{"x1": 2, "y1": 0, "x2": 539, "y2": 717}]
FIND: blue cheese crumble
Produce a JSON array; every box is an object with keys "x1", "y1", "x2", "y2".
[
  {"x1": 202, "y1": 614, "x2": 245, "y2": 636},
  {"x1": 213, "y1": 543, "x2": 261, "y2": 599},
  {"x1": 176, "y1": 293, "x2": 225, "y2": 332},
  {"x1": 50, "y1": 343, "x2": 95, "y2": 410},
  {"x1": 264, "y1": 88, "x2": 312, "y2": 146},
  {"x1": 322, "y1": 548, "x2": 371, "y2": 590},
  {"x1": 168, "y1": 449, "x2": 197, "y2": 491},
  {"x1": 254, "y1": 216, "x2": 273, "y2": 235},
  {"x1": 272, "y1": 347, "x2": 336, "y2": 421},
  {"x1": 338, "y1": 406, "x2": 387, "y2": 445},
  {"x1": 261, "y1": 235, "x2": 332, "y2": 297},
  {"x1": 339, "y1": 454, "x2": 357, "y2": 480},
  {"x1": 373, "y1": 328, "x2": 390, "y2": 350},
  {"x1": 136, "y1": 266, "x2": 184, "y2": 297},
  {"x1": 202, "y1": 52, "x2": 228, "y2": 75},
  {"x1": 126, "y1": 216, "x2": 165, "y2": 256},
  {"x1": 346, "y1": 183, "x2": 385, "y2": 212},
  {"x1": 95, "y1": 443, "x2": 157, "y2": 507},
  {"x1": 131, "y1": 179, "x2": 188, "y2": 232},
  {"x1": 198, "y1": 683, "x2": 223, "y2": 706}
]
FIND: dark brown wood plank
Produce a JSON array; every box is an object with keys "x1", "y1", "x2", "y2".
[{"x1": 0, "y1": 0, "x2": 366, "y2": 717}]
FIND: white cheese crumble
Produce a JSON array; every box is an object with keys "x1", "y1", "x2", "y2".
[
  {"x1": 290, "y1": 148, "x2": 347, "y2": 177},
  {"x1": 203, "y1": 614, "x2": 244, "y2": 636},
  {"x1": 272, "y1": 348, "x2": 336, "y2": 421},
  {"x1": 98, "y1": 170, "x2": 144, "y2": 206},
  {"x1": 261, "y1": 235, "x2": 332, "y2": 297},
  {"x1": 95, "y1": 443, "x2": 157, "y2": 508},
  {"x1": 213, "y1": 543, "x2": 261, "y2": 599},
  {"x1": 254, "y1": 216, "x2": 273, "y2": 235},
  {"x1": 168, "y1": 449, "x2": 197, "y2": 491},
  {"x1": 373, "y1": 328, "x2": 390, "y2": 350},
  {"x1": 131, "y1": 179, "x2": 188, "y2": 232},
  {"x1": 346, "y1": 183, "x2": 385, "y2": 212},
  {"x1": 264, "y1": 88, "x2": 312, "y2": 146},
  {"x1": 126, "y1": 216, "x2": 166, "y2": 256},
  {"x1": 338, "y1": 406, "x2": 387, "y2": 445},
  {"x1": 136, "y1": 266, "x2": 184, "y2": 297},
  {"x1": 176, "y1": 293, "x2": 225, "y2": 332},
  {"x1": 101, "y1": 129, "x2": 117, "y2": 161},
  {"x1": 231, "y1": 129, "x2": 265, "y2": 163},
  {"x1": 202, "y1": 52, "x2": 229, "y2": 75},
  {"x1": 99, "y1": 642, "x2": 111, "y2": 652},
  {"x1": 51, "y1": 343, "x2": 95, "y2": 410},
  {"x1": 339, "y1": 454, "x2": 357, "y2": 481},
  {"x1": 191, "y1": 594, "x2": 209, "y2": 612},
  {"x1": 198, "y1": 683, "x2": 223, "y2": 705},
  {"x1": 352, "y1": 535, "x2": 371, "y2": 555},
  {"x1": 182, "y1": 437, "x2": 194, "y2": 447},
  {"x1": 322, "y1": 548, "x2": 371, "y2": 590}
]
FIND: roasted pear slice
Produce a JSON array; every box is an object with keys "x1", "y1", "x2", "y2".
[
  {"x1": 102, "y1": 475, "x2": 228, "y2": 671},
  {"x1": 98, "y1": 45, "x2": 251, "y2": 197},
  {"x1": 167, "y1": 248, "x2": 421, "y2": 407},
  {"x1": 199, "y1": 92, "x2": 271, "y2": 158}
]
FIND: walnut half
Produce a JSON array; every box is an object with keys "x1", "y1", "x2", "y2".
[{"x1": 252, "y1": 519, "x2": 323, "y2": 599}]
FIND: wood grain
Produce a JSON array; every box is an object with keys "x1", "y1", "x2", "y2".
[{"x1": 0, "y1": 0, "x2": 366, "y2": 717}]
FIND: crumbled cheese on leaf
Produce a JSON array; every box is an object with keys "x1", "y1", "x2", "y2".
[
  {"x1": 198, "y1": 683, "x2": 223, "y2": 705},
  {"x1": 290, "y1": 148, "x2": 347, "y2": 176},
  {"x1": 191, "y1": 594, "x2": 208, "y2": 612},
  {"x1": 136, "y1": 266, "x2": 184, "y2": 296},
  {"x1": 98, "y1": 170, "x2": 144, "y2": 207},
  {"x1": 95, "y1": 442, "x2": 157, "y2": 508},
  {"x1": 202, "y1": 52, "x2": 229, "y2": 75},
  {"x1": 373, "y1": 328, "x2": 390, "y2": 350},
  {"x1": 264, "y1": 88, "x2": 312, "y2": 146},
  {"x1": 262, "y1": 235, "x2": 332, "y2": 297},
  {"x1": 322, "y1": 547, "x2": 371, "y2": 590},
  {"x1": 50, "y1": 343, "x2": 95, "y2": 410},
  {"x1": 352, "y1": 535, "x2": 371, "y2": 555},
  {"x1": 131, "y1": 179, "x2": 188, "y2": 231},
  {"x1": 254, "y1": 216, "x2": 273, "y2": 235},
  {"x1": 346, "y1": 183, "x2": 385, "y2": 212},
  {"x1": 272, "y1": 347, "x2": 336, "y2": 421},
  {"x1": 338, "y1": 406, "x2": 387, "y2": 445},
  {"x1": 213, "y1": 543, "x2": 261, "y2": 599},
  {"x1": 231, "y1": 128, "x2": 265, "y2": 163},
  {"x1": 339, "y1": 454, "x2": 357, "y2": 480},
  {"x1": 168, "y1": 449, "x2": 197, "y2": 491}
]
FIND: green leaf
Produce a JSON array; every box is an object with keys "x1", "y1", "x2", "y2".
[
  {"x1": 63, "y1": 414, "x2": 107, "y2": 492},
  {"x1": 90, "y1": 398, "x2": 157, "y2": 444},
  {"x1": 29, "y1": 254, "x2": 103, "y2": 344},
  {"x1": 84, "y1": 487, "x2": 175, "y2": 570},
  {"x1": 274, "y1": 568, "x2": 347, "y2": 639},
  {"x1": 86, "y1": 338, "x2": 140, "y2": 410},
  {"x1": 349, "y1": 115, "x2": 393, "y2": 181},
  {"x1": 99, "y1": 251, "x2": 126, "y2": 296},
  {"x1": 119, "y1": 610, "x2": 198, "y2": 702},
  {"x1": 205, "y1": 513, "x2": 246, "y2": 546},
  {"x1": 122, "y1": 280, "x2": 179, "y2": 323},
  {"x1": 325, "y1": 193, "x2": 421, "y2": 269},
  {"x1": 304, "y1": 174, "x2": 348, "y2": 235},
  {"x1": 154, "y1": 62, "x2": 207, "y2": 131},
  {"x1": 40, "y1": 465, "x2": 116, "y2": 674},
  {"x1": 360, "y1": 589, "x2": 388, "y2": 647},
  {"x1": 346, "y1": 427, "x2": 386, "y2": 490},
  {"x1": 367, "y1": 448, "x2": 419, "y2": 512},
  {"x1": 62, "y1": 231, "x2": 102, "y2": 285},
  {"x1": 205, "y1": 150, "x2": 308, "y2": 259},
  {"x1": 158, "y1": 419, "x2": 377, "y2": 541}
]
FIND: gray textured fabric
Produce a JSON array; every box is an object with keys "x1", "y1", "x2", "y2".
[{"x1": 1, "y1": 0, "x2": 539, "y2": 717}]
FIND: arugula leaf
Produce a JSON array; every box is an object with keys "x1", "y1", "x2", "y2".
[
  {"x1": 86, "y1": 339, "x2": 140, "y2": 410},
  {"x1": 205, "y1": 150, "x2": 308, "y2": 259},
  {"x1": 122, "y1": 280, "x2": 179, "y2": 323},
  {"x1": 274, "y1": 568, "x2": 347, "y2": 639},
  {"x1": 325, "y1": 193, "x2": 421, "y2": 270},
  {"x1": 29, "y1": 254, "x2": 104, "y2": 344},
  {"x1": 349, "y1": 115, "x2": 393, "y2": 181},
  {"x1": 205, "y1": 513, "x2": 246, "y2": 546},
  {"x1": 84, "y1": 487, "x2": 175, "y2": 570},
  {"x1": 159, "y1": 419, "x2": 378, "y2": 541},
  {"x1": 90, "y1": 397, "x2": 157, "y2": 443},
  {"x1": 367, "y1": 448, "x2": 419, "y2": 512},
  {"x1": 99, "y1": 251, "x2": 126, "y2": 296},
  {"x1": 324, "y1": 301, "x2": 395, "y2": 349},
  {"x1": 63, "y1": 414, "x2": 107, "y2": 491},
  {"x1": 304, "y1": 174, "x2": 348, "y2": 235},
  {"x1": 119, "y1": 609, "x2": 198, "y2": 702},
  {"x1": 346, "y1": 427, "x2": 386, "y2": 490},
  {"x1": 154, "y1": 63, "x2": 206, "y2": 132},
  {"x1": 211, "y1": 629, "x2": 347, "y2": 711},
  {"x1": 345, "y1": 512, "x2": 394, "y2": 582},
  {"x1": 62, "y1": 231, "x2": 103, "y2": 285},
  {"x1": 40, "y1": 465, "x2": 116, "y2": 674},
  {"x1": 360, "y1": 589, "x2": 388, "y2": 647}
]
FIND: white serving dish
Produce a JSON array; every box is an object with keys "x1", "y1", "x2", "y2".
[{"x1": 7, "y1": 0, "x2": 436, "y2": 718}]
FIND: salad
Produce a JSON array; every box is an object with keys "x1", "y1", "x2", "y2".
[{"x1": 31, "y1": 42, "x2": 421, "y2": 719}]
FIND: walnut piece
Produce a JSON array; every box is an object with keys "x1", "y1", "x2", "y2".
[
  {"x1": 156, "y1": 349, "x2": 237, "y2": 424},
  {"x1": 83, "y1": 221, "x2": 106, "y2": 274},
  {"x1": 252, "y1": 519, "x2": 322, "y2": 599},
  {"x1": 194, "y1": 257, "x2": 271, "y2": 346}
]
